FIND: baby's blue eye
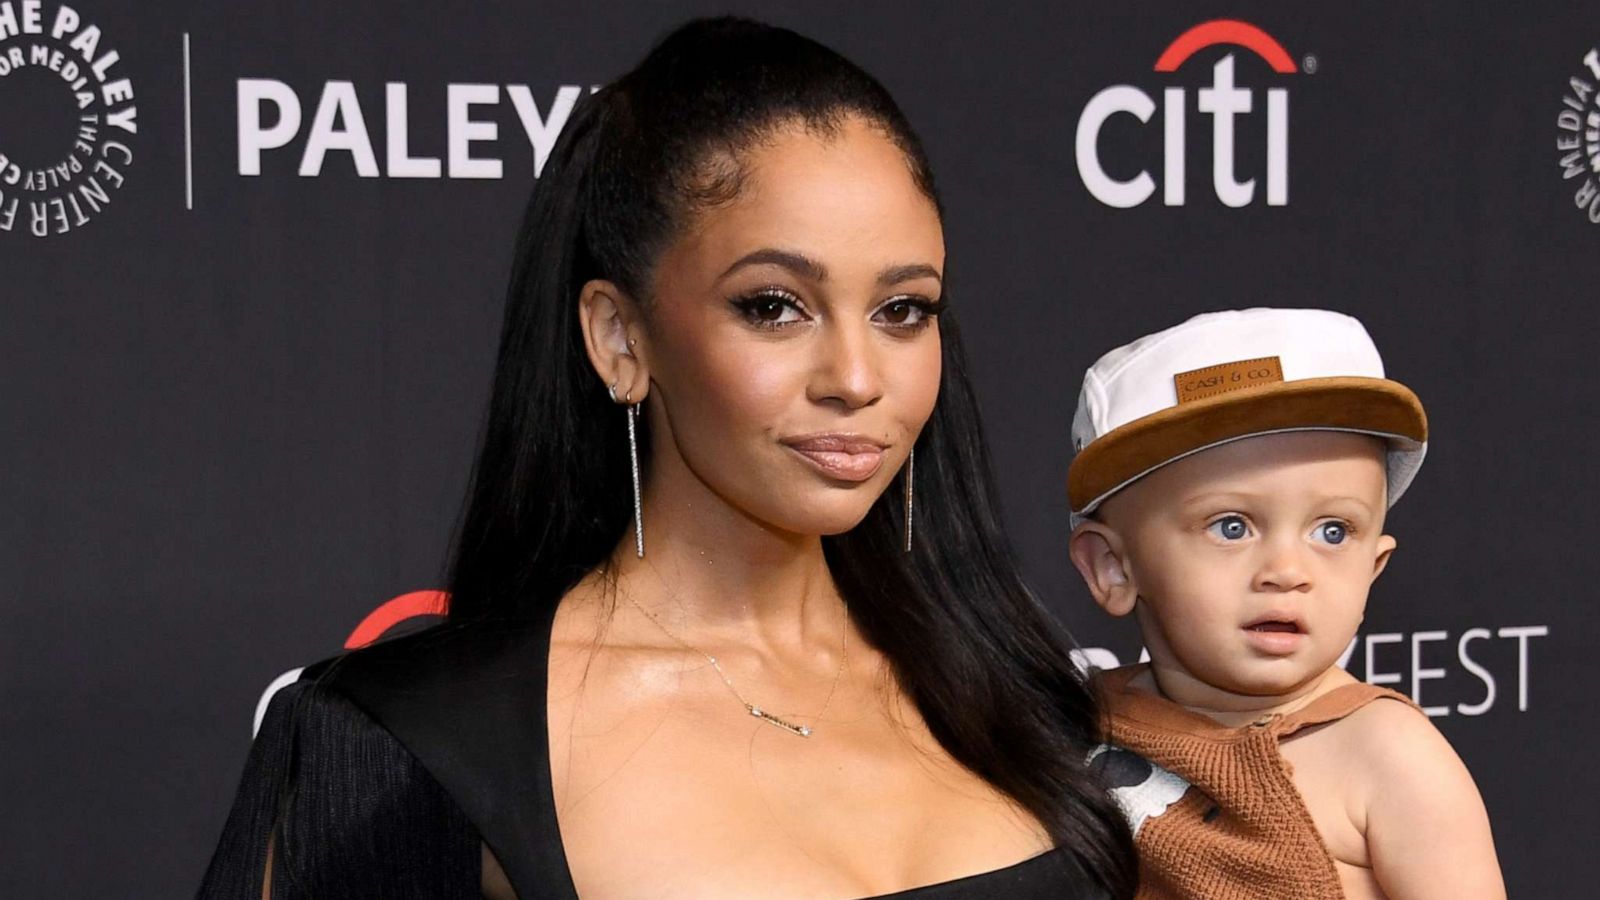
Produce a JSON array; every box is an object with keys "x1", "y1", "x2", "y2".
[
  {"x1": 1208, "y1": 516, "x2": 1250, "y2": 541},
  {"x1": 1314, "y1": 522, "x2": 1348, "y2": 545}
]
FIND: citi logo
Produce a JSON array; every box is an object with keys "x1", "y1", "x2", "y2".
[{"x1": 1076, "y1": 20, "x2": 1298, "y2": 208}]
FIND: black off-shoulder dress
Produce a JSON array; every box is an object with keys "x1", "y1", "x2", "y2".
[{"x1": 197, "y1": 605, "x2": 1109, "y2": 899}]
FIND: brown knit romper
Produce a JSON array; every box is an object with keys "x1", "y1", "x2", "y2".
[{"x1": 1091, "y1": 664, "x2": 1422, "y2": 900}]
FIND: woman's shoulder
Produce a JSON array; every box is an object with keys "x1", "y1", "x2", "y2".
[
  {"x1": 203, "y1": 649, "x2": 485, "y2": 898},
  {"x1": 293, "y1": 612, "x2": 560, "y2": 845},
  {"x1": 302, "y1": 612, "x2": 553, "y2": 715}
]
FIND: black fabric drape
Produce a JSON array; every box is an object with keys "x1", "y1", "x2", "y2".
[{"x1": 196, "y1": 678, "x2": 480, "y2": 898}]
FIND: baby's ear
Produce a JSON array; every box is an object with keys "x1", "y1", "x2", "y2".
[
  {"x1": 1069, "y1": 521, "x2": 1139, "y2": 617},
  {"x1": 1371, "y1": 533, "x2": 1398, "y2": 581}
]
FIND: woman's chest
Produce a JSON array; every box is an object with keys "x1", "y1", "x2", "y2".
[{"x1": 546, "y1": 667, "x2": 1049, "y2": 899}]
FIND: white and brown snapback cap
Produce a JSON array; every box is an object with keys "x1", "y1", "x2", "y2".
[{"x1": 1068, "y1": 308, "x2": 1428, "y2": 523}]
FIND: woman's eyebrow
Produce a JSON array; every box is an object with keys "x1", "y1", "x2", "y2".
[
  {"x1": 878, "y1": 263, "x2": 942, "y2": 287},
  {"x1": 719, "y1": 248, "x2": 827, "y2": 282}
]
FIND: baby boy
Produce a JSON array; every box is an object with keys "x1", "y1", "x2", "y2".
[{"x1": 1068, "y1": 309, "x2": 1503, "y2": 899}]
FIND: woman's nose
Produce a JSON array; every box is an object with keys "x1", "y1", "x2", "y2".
[{"x1": 808, "y1": 322, "x2": 884, "y2": 410}]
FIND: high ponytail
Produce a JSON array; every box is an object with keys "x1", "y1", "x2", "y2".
[{"x1": 446, "y1": 92, "x2": 627, "y2": 621}]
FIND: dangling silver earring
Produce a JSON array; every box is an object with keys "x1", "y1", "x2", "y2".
[
  {"x1": 626, "y1": 391, "x2": 644, "y2": 558},
  {"x1": 903, "y1": 447, "x2": 915, "y2": 553},
  {"x1": 608, "y1": 381, "x2": 645, "y2": 558}
]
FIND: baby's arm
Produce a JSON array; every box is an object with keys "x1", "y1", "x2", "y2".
[{"x1": 1358, "y1": 700, "x2": 1505, "y2": 899}]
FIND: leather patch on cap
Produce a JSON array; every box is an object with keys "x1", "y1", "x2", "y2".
[{"x1": 1173, "y1": 356, "x2": 1284, "y2": 404}]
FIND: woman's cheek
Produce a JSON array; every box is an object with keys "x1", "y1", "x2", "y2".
[
  {"x1": 715, "y1": 346, "x2": 803, "y2": 425},
  {"x1": 894, "y1": 335, "x2": 942, "y2": 430},
  {"x1": 670, "y1": 338, "x2": 803, "y2": 445}
]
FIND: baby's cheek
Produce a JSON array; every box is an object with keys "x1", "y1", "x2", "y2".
[
  {"x1": 1165, "y1": 605, "x2": 1234, "y2": 658},
  {"x1": 1147, "y1": 578, "x2": 1241, "y2": 653}
]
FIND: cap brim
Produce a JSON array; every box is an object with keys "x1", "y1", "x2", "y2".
[{"x1": 1068, "y1": 376, "x2": 1428, "y2": 517}]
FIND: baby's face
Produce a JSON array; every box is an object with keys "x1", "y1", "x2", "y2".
[{"x1": 1093, "y1": 431, "x2": 1396, "y2": 704}]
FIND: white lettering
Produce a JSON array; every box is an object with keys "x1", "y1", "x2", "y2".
[
  {"x1": 1162, "y1": 88, "x2": 1184, "y2": 205},
  {"x1": 102, "y1": 77, "x2": 132, "y2": 105},
  {"x1": 1456, "y1": 628, "x2": 1496, "y2": 716},
  {"x1": 1409, "y1": 630, "x2": 1449, "y2": 716},
  {"x1": 69, "y1": 25, "x2": 100, "y2": 63},
  {"x1": 1266, "y1": 88, "x2": 1288, "y2": 205},
  {"x1": 1364, "y1": 632, "x2": 1403, "y2": 688},
  {"x1": 300, "y1": 82, "x2": 379, "y2": 177},
  {"x1": 1198, "y1": 55, "x2": 1254, "y2": 208},
  {"x1": 385, "y1": 82, "x2": 441, "y2": 178},
  {"x1": 48, "y1": 3, "x2": 75, "y2": 39},
  {"x1": 90, "y1": 48, "x2": 117, "y2": 82},
  {"x1": 507, "y1": 84, "x2": 580, "y2": 178},
  {"x1": 1075, "y1": 86, "x2": 1155, "y2": 208},
  {"x1": 1496, "y1": 625, "x2": 1547, "y2": 712},
  {"x1": 237, "y1": 79, "x2": 301, "y2": 176},
  {"x1": 100, "y1": 140, "x2": 130, "y2": 166},
  {"x1": 447, "y1": 83, "x2": 501, "y2": 179},
  {"x1": 104, "y1": 104, "x2": 135, "y2": 134}
]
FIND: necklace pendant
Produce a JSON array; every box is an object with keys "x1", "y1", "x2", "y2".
[{"x1": 747, "y1": 705, "x2": 813, "y2": 738}]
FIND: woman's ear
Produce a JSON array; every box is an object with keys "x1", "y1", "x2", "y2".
[
  {"x1": 1069, "y1": 521, "x2": 1139, "y2": 617},
  {"x1": 577, "y1": 279, "x2": 650, "y2": 403}
]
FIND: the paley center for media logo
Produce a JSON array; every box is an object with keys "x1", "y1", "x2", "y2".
[
  {"x1": 1557, "y1": 43, "x2": 1600, "y2": 225},
  {"x1": 0, "y1": 0, "x2": 136, "y2": 238},
  {"x1": 1075, "y1": 19, "x2": 1299, "y2": 209}
]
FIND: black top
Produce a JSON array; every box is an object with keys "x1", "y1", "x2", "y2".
[{"x1": 197, "y1": 606, "x2": 1108, "y2": 899}]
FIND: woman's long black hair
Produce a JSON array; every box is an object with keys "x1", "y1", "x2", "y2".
[{"x1": 446, "y1": 17, "x2": 1136, "y2": 896}]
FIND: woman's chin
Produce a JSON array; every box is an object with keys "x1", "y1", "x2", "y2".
[{"x1": 760, "y1": 498, "x2": 882, "y2": 540}]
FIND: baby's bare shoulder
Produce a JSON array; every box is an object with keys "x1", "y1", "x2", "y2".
[
  {"x1": 1326, "y1": 697, "x2": 1505, "y2": 898},
  {"x1": 1311, "y1": 696, "x2": 1459, "y2": 794}
]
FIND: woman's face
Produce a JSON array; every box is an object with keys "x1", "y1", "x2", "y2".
[{"x1": 640, "y1": 115, "x2": 945, "y2": 539}]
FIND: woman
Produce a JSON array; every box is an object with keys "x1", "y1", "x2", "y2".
[{"x1": 199, "y1": 17, "x2": 1135, "y2": 900}]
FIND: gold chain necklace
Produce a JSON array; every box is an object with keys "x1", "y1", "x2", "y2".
[{"x1": 623, "y1": 588, "x2": 848, "y2": 738}]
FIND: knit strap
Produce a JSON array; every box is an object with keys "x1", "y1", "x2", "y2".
[{"x1": 1275, "y1": 680, "x2": 1421, "y2": 737}]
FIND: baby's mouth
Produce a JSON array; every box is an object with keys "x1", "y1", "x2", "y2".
[{"x1": 1245, "y1": 618, "x2": 1302, "y2": 634}]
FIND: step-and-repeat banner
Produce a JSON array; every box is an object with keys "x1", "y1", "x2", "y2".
[{"x1": 3, "y1": 1, "x2": 1590, "y2": 895}]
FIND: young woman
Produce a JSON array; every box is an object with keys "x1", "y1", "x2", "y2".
[{"x1": 199, "y1": 17, "x2": 1135, "y2": 899}]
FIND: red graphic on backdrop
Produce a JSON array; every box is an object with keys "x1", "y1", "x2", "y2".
[
  {"x1": 1154, "y1": 19, "x2": 1297, "y2": 74},
  {"x1": 344, "y1": 589, "x2": 450, "y2": 649}
]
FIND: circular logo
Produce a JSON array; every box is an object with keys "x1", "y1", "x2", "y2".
[
  {"x1": 0, "y1": 1, "x2": 136, "y2": 239},
  {"x1": 1556, "y1": 45, "x2": 1600, "y2": 225}
]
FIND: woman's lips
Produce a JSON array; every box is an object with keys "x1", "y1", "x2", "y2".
[{"x1": 783, "y1": 435, "x2": 887, "y2": 483}]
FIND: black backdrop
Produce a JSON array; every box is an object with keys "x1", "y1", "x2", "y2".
[{"x1": 2, "y1": 1, "x2": 1592, "y2": 896}]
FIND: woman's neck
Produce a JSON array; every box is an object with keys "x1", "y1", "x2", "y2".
[{"x1": 606, "y1": 466, "x2": 846, "y2": 652}]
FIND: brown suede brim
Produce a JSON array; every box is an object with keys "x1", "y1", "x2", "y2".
[{"x1": 1067, "y1": 376, "x2": 1429, "y2": 514}]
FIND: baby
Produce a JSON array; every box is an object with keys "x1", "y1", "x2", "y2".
[{"x1": 1067, "y1": 309, "x2": 1503, "y2": 899}]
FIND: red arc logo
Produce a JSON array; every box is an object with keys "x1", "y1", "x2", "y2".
[{"x1": 1154, "y1": 20, "x2": 1297, "y2": 74}]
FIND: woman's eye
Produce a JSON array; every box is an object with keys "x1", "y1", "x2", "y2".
[
  {"x1": 1207, "y1": 515, "x2": 1251, "y2": 541},
  {"x1": 873, "y1": 297, "x2": 943, "y2": 329},
  {"x1": 734, "y1": 291, "x2": 806, "y2": 328},
  {"x1": 1312, "y1": 521, "x2": 1349, "y2": 545}
]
